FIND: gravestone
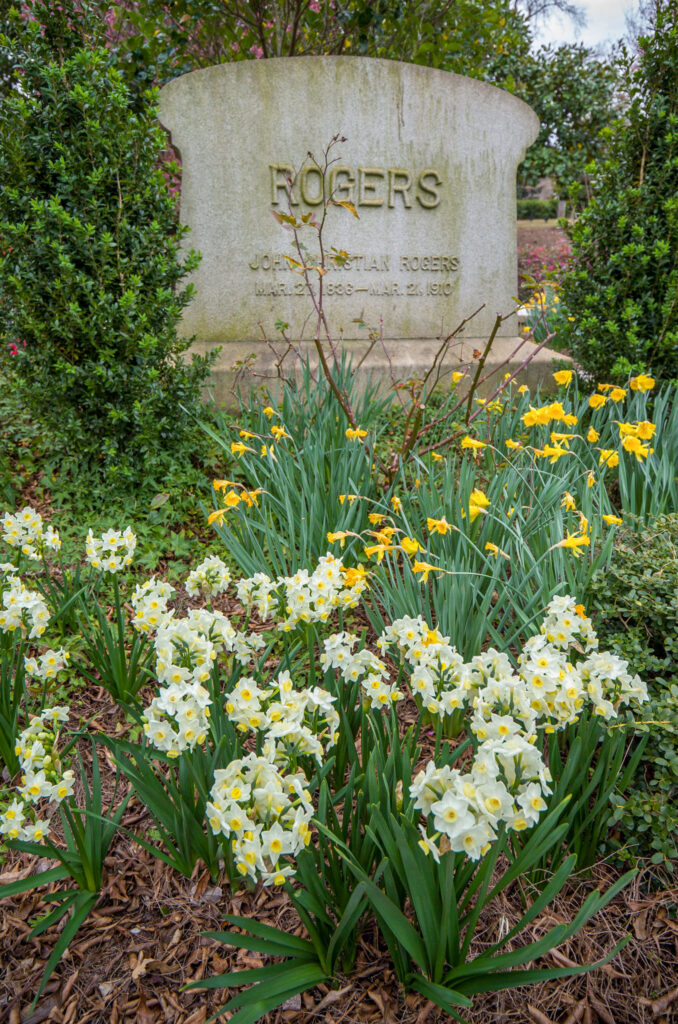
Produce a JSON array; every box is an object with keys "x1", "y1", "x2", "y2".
[{"x1": 159, "y1": 57, "x2": 550, "y2": 401}]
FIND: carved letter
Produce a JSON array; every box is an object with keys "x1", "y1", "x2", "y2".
[
  {"x1": 299, "y1": 165, "x2": 324, "y2": 206},
  {"x1": 417, "y1": 169, "x2": 442, "y2": 209},
  {"x1": 270, "y1": 164, "x2": 299, "y2": 206},
  {"x1": 388, "y1": 169, "x2": 412, "y2": 208},
  {"x1": 329, "y1": 165, "x2": 355, "y2": 203},
  {"x1": 358, "y1": 167, "x2": 385, "y2": 207}
]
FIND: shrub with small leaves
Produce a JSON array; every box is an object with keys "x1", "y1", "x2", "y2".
[
  {"x1": 558, "y1": 4, "x2": 678, "y2": 383},
  {"x1": 586, "y1": 514, "x2": 678, "y2": 864},
  {"x1": 0, "y1": 1, "x2": 214, "y2": 493}
]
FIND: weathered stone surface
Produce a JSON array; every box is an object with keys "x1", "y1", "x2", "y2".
[{"x1": 159, "y1": 57, "x2": 539, "y2": 349}]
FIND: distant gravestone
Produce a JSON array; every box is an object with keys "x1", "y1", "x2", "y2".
[{"x1": 159, "y1": 57, "x2": 541, "y2": 399}]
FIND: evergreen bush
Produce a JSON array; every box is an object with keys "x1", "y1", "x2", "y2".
[
  {"x1": 0, "y1": 1, "x2": 214, "y2": 492},
  {"x1": 587, "y1": 514, "x2": 678, "y2": 864},
  {"x1": 559, "y1": 2, "x2": 678, "y2": 383}
]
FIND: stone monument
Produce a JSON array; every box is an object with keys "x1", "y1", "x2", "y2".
[{"x1": 159, "y1": 57, "x2": 550, "y2": 402}]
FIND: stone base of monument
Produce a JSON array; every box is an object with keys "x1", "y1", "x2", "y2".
[{"x1": 190, "y1": 337, "x2": 570, "y2": 408}]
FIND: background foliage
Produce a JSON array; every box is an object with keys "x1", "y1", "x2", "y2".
[
  {"x1": 558, "y1": 1, "x2": 678, "y2": 382},
  {"x1": 0, "y1": 0, "x2": 215, "y2": 494}
]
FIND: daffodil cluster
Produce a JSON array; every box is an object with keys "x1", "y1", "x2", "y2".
[
  {"x1": 1, "y1": 506, "x2": 61, "y2": 561},
  {"x1": 206, "y1": 751, "x2": 313, "y2": 886},
  {"x1": 321, "y1": 631, "x2": 403, "y2": 709},
  {"x1": 185, "y1": 555, "x2": 232, "y2": 599},
  {"x1": 373, "y1": 596, "x2": 648, "y2": 859},
  {"x1": 85, "y1": 527, "x2": 136, "y2": 573},
  {"x1": 1, "y1": 705, "x2": 72, "y2": 843},
  {"x1": 0, "y1": 573, "x2": 49, "y2": 638},
  {"x1": 130, "y1": 577, "x2": 175, "y2": 634},
  {"x1": 225, "y1": 670, "x2": 339, "y2": 763},
  {"x1": 24, "y1": 647, "x2": 69, "y2": 681}
]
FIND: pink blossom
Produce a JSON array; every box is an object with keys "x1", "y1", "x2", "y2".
[{"x1": 250, "y1": 45, "x2": 264, "y2": 58}]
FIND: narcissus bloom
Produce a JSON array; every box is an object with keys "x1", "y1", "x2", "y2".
[
  {"x1": 468, "y1": 489, "x2": 490, "y2": 523},
  {"x1": 589, "y1": 394, "x2": 607, "y2": 410},
  {"x1": 461, "y1": 436, "x2": 486, "y2": 451},
  {"x1": 345, "y1": 427, "x2": 368, "y2": 442},
  {"x1": 506, "y1": 439, "x2": 523, "y2": 450},
  {"x1": 609, "y1": 388, "x2": 626, "y2": 402},
  {"x1": 427, "y1": 516, "x2": 451, "y2": 535},
  {"x1": 411, "y1": 560, "x2": 440, "y2": 582},
  {"x1": 630, "y1": 374, "x2": 655, "y2": 391},
  {"x1": 598, "y1": 449, "x2": 619, "y2": 468},
  {"x1": 556, "y1": 530, "x2": 591, "y2": 557},
  {"x1": 622, "y1": 435, "x2": 651, "y2": 460},
  {"x1": 635, "y1": 421, "x2": 657, "y2": 440},
  {"x1": 553, "y1": 370, "x2": 573, "y2": 386},
  {"x1": 602, "y1": 514, "x2": 623, "y2": 525},
  {"x1": 401, "y1": 536, "x2": 421, "y2": 556},
  {"x1": 561, "y1": 492, "x2": 576, "y2": 511},
  {"x1": 231, "y1": 441, "x2": 253, "y2": 457},
  {"x1": 327, "y1": 531, "x2": 351, "y2": 547},
  {"x1": 271, "y1": 425, "x2": 291, "y2": 441},
  {"x1": 586, "y1": 427, "x2": 600, "y2": 443}
]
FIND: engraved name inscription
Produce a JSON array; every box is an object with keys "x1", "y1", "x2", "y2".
[{"x1": 270, "y1": 164, "x2": 443, "y2": 209}]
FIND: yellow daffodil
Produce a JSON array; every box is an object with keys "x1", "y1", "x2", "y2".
[
  {"x1": 602, "y1": 514, "x2": 623, "y2": 525},
  {"x1": 629, "y1": 374, "x2": 655, "y2": 391},
  {"x1": 518, "y1": 384, "x2": 528, "y2": 393},
  {"x1": 597, "y1": 383, "x2": 613, "y2": 393},
  {"x1": 339, "y1": 494, "x2": 359, "y2": 505},
  {"x1": 262, "y1": 406, "x2": 279, "y2": 418},
  {"x1": 553, "y1": 369, "x2": 573, "y2": 386},
  {"x1": 400, "y1": 536, "x2": 421, "y2": 557},
  {"x1": 506, "y1": 438, "x2": 523, "y2": 450},
  {"x1": 587, "y1": 471, "x2": 596, "y2": 488},
  {"x1": 561, "y1": 492, "x2": 576, "y2": 511},
  {"x1": 427, "y1": 516, "x2": 451, "y2": 535},
  {"x1": 223, "y1": 490, "x2": 241, "y2": 507},
  {"x1": 364, "y1": 543, "x2": 390, "y2": 562},
  {"x1": 240, "y1": 489, "x2": 261, "y2": 507},
  {"x1": 411, "y1": 560, "x2": 439, "y2": 582},
  {"x1": 598, "y1": 449, "x2": 619, "y2": 468},
  {"x1": 368, "y1": 512, "x2": 386, "y2": 525},
  {"x1": 461, "y1": 436, "x2": 487, "y2": 451},
  {"x1": 431, "y1": 452, "x2": 443, "y2": 462},
  {"x1": 231, "y1": 441, "x2": 253, "y2": 456},
  {"x1": 550, "y1": 431, "x2": 574, "y2": 446},
  {"x1": 485, "y1": 541, "x2": 509, "y2": 559},
  {"x1": 556, "y1": 530, "x2": 591, "y2": 557},
  {"x1": 609, "y1": 387, "x2": 626, "y2": 402},
  {"x1": 370, "y1": 527, "x2": 396, "y2": 545},
  {"x1": 341, "y1": 565, "x2": 369, "y2": 587},
  {"x1": 239, "y1": 429, "x2": 255, "y2": 439},
  {"x1": 271, "y1": 425, "x2": 291, "y2": 441},
  {"x1": 207, "y1": 508, "x2": 227, "y2": 526},
  {"x1": 588, "y1": 394, "x2": 607, "y2": 410},
  {"x1": 636, "y1": 421, "x2": 656, "y2": 440},
  {"x1": 537, "y1": 444, "x2": 569, "y2": 464},
  {"x1": 213, "y1": 479, "x2": 237, "y2": 492},
  {"x1": 587, "y1": 427, "x2": 600, "y2": 443},
  {"x1": 451, "y1": 371, "x2": 466, "y2": 384},
  {"x1": 327, "y1": 530, "x2": 351, "y2": 547},
  {"x1": 391, "y1": 496, "x2": 402, "y2": 513},
  {"x1": 622, "y1": 435, "x2": 650, "y2": 460},
  {"x1": 563, "y1": 414, "x2": 578, "y2": 426},
  {"x1": 345, "y1": 426, "x2": 368, "y2": 441},
  {"x1": 467, "y1": 489, "x2": 490, "y2": 523}
]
